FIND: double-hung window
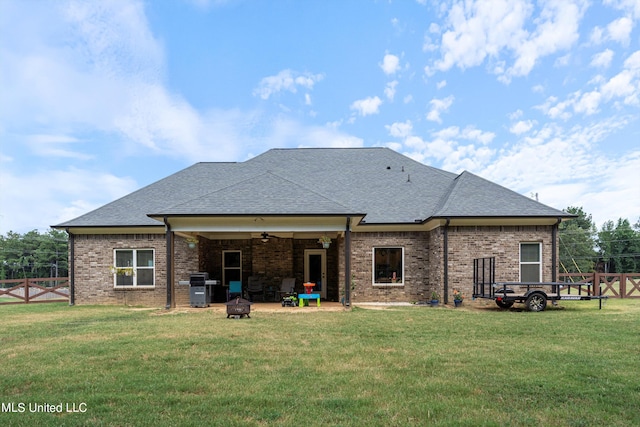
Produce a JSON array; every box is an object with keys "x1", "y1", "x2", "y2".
[
  {"x1": 373, "y1": 247, "x2": 404, "y2": 285},
  {"x1": 223, "y1": 250, "x2": 242, "y2": 286},
  {"x1": 520, "y1": 243, "x2": 541, "y2": 282},
  {"x1": 113, "y1": 249, "x2": 155, "y2": 287}
]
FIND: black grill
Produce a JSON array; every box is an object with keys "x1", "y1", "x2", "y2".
[
  {"x1": 189, "y1": 272, "x2": 209, "y2": 286},
  {"x1": 189, "y1": 272, "x2": 210, "y2": 308}
]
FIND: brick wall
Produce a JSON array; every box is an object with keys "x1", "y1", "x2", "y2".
[
  {"x1": 72, "y1": 234, "x2": 169, "y2": 306},
  {"x1": 72, "y1": 225, "x2": 557, "y2": 306},
  {"x1": 341, "y1": 225, "x2": 556, "y2": 304},
  {"x1": 445, "y1": 225, "x2": 556, "y2": 300},
  {"x1": 349, "y1": 232, "x2": 431, "y2": 303},
  {"x1": 174, "y1": 236, "x2": 200, "y2": 306}
]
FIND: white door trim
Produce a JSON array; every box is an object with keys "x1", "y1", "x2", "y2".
[{"x1": 304, "y1": 249, "x2": 326, "y2": 299}]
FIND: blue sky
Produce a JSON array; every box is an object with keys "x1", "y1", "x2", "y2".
[{"x1": 1, "y1": 0, "x2": 639, "y2": 234}]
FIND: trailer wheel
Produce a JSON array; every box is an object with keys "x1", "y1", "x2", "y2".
[
  {"x1": 525, "y1": 293, "x2": 547, "y2": 312},
  {"x1": 496, "y1": 300, "x2": 514, "y2": 309}
]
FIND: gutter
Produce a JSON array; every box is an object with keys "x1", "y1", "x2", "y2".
[
  {"x1": 344, "y1": 216, "x2": 351, "y2": 307},
  {"x1": 552, "y1": 217, "x2": 562, "y2": 282},
  {"x1": 67, "y1": 228, "x2": 75, "y2": 306},
  {"x1": 164, "y1": 217, "x2": 173, "y2": 310},
  {"x1": 443, "y1": 218, "x2": 450, "y2": 304}
]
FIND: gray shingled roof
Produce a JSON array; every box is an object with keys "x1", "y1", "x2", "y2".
[{"x1": 54, "y1": 147, "x2": 570, "y2": 228}]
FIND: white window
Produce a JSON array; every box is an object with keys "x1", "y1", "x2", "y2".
[
  {"x1": 373, "y1": 247, "x2": 404, "y2": 286},
  {"x1": 520, "y1": 243, "x2": 541, "y2": 282},
  {"x1": 223, "y1": 250, "x2": 242, "y2": 286},
  {"x1": 113, "y1": 249, "x2": 155, "y2": 287}
]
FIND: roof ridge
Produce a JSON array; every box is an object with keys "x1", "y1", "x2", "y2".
[
  {"x1": 431, "y1": 171, "x2": 466, "y2": 217},
  {"x1": 266, "y1": 170, "x2": 357, "y2": 212},
  {"x1": 160, "y1": 170, "x2": 271, "y2": 211},
  {"x1": 159, "y1": 170, "x2": 357, "y2": 214}
]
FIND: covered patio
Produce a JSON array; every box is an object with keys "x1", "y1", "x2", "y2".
[{"x1": 158, "y1": 214, "x2": 362, "y2": 308}]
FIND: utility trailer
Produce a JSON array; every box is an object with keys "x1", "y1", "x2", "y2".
[{"x1": 473, "y1": 257, "x2": 608, "y2": 312}]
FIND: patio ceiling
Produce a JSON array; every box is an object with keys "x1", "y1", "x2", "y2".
[{"x1": 158, "y1": 215, "x2": 364, "y2": 234}]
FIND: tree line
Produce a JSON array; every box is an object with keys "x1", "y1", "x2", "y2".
[
  {"x1": 559, "y1": 207, "x2": 640, "y2": 274},
  {"x1": 0, "y1": 207, "x2": 638, "y2": 280},
  {"x1": 0, "y1": 229, "x2": 69, "y2": 280}
]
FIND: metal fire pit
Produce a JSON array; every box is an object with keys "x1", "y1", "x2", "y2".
[{"x1": 225, "y1": 297, "x2": 252, "y2": 318}]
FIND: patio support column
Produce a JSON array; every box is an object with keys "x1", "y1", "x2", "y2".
[
  {"x1": 344, "y1": 216, "x2": 351, "y2": 306},
  {"x1": 164, "y1": 217, "x2": 174, "y2": 309},
  {"x1": 67, "y1": 229, "x2": 75, "y2": 306},
  {"x1": 443, "y1": 218, "x2": 450, "y2": 304}
]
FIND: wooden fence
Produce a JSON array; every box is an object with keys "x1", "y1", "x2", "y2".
[
  {"x1": 558, "y1": 273, "x2": 640, "y2": 299},
  {"x1": 0, "y1": 278, "x2": 70, "y2": 304}
]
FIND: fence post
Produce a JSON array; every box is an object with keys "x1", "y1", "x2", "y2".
[
  {"x1": 24, "y1": 278, "x2": 30, "y2": 304},
  {"x1": 620, "y1": 274, "x2": 626, "y2": 299}
]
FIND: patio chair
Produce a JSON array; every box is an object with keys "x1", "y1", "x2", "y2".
[
  {"x1": 227, "y1": 281, "x2": 242, "y2": 301},
  {"x1": 247, "y1": 276, "x2": 265, "y2": 302},
  {"x1": 277, "y1": 278, "x2": 296, "y2": 300}
]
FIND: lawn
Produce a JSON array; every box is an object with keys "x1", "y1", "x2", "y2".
[{"x1": 1, "y1": 300, "x2": 639, "y2": 426}]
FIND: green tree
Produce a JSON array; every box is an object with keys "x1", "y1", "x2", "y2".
[
  {"x1": 0, "y1": 229, "x2": 68, "y2": 280},
  {"x1": 597, "y1": 218, "x2": 639, "y2": 273},
  {"x1": 559, "y1": 206, "x2": 597, "y2": 273}
]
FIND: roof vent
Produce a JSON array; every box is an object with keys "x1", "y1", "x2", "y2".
[{"x1": 386, "y1": 166, "x2": 391, "y2": 170}]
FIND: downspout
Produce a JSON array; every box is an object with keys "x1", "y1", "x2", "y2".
[
  {"x1": 344, "y1": 216, "x2": 351, "y2": 307},
  {"x1": 552, "y1": 217, "x2": 561, "y2": 282},
  {"x1": 164, "y1": 217, "x2": 173, "y2": 310},
  {"x1": 67, "y1": 229, "x2": 75, "y2": 306},
  {"x1": 443, "y1": 218, "x2": 450, "y2": 305}
]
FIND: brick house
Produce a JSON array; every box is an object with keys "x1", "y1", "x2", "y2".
[{"x1": 54, "y1": 148, "x2": 572, "y2": 307}]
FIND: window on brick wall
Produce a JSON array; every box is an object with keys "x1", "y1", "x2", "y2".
[
  {"x1": 373, "y1": 247, "x2": 404, "y2": 285},
  {"x1": 520, "y1": 243, "x2": 541, "y2": 282},
  {"x1": 113, "y1": 249, "x2": 155, "y2": 287}
]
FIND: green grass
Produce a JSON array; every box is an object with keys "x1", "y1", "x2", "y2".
[{"x1": 1, "y1": 301, "x2": 639, "y2": 426}]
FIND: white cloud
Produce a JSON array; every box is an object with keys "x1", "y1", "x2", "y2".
[
  {"x1": 253, "y1": 69, "x2": 324, "y2": 100},
  {"x1": 384, "y1": 80, "x2": 398, "y2": 101},
  {"x1": 386, "y1": 120, "x2": 413, "y2": 138},
  {"x1": 507, "y1": 1, "x2": 586, "y2": 80},
  {"x1": 431, "y1": 0, "x2": 586, "y2": 83},
  {"x1": 591, "y1": 16, "x2": 635, "y2": 46},
  {"x1": 483, "y1": 119, "x2": 622, "y2": 190},
  {"x1": 573, "y1": 91, "x2": 602, "y2": 115},
  {"x1": 380, "y1": 53, "x2": 401, "y2": 75},
  {"x1": 426, "y1": 95, "x2": 454, "y2": 123},
  {"x1": 603, "y1": 0, "x2": 640, "y2": 19},
  {"x1": 508, "y1": 109, "x2": 524, "y2": 120},
  {"x1": 270, "y1": 116, "x2": 364, "y2": 149},
  {"x1": 350, "y1": 96, "x2": 383, "y2": 116},
  {"x1": 400, "y1": 125, "x2": 496, "y2": 172},
  {"x1": 0, "y1": 167, "x2": 137, "y2": 233},
  {"x1": 24, "y1": 134, "x2": 93, "y2": 160},
  {"x1": 509, "y1": 120, "x2": 535, "y2": 135},
  {"x1": 433, "y1": 0, "x2": 532, "y2": 72},
  {"x1": 607, "y1": 16, "x2": 633, "y2": 45},
  {"x1": 0, "y1": 0, "x2": 254, "y2": 164},
  {"x1": 579, "y1": 150, "x2": 640, "y2": 226},
  {"x1": 436, "y1": 80, "x2": 447, "y2": 89},
  {"x1": 536, "y1": 50, "x2": 640, "y2": 119},
  {"x1": 591, "y1": 49, "x2": 614, "y2": 68}
]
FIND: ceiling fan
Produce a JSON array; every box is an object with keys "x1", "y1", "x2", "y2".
[{"x1": 260, "y1": 232, "x2": 280, "y2": 243}]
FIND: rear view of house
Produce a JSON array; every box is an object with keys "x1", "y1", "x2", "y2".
[{"x1": 54, "y1": 148, "x2": 572, "y2": 307}]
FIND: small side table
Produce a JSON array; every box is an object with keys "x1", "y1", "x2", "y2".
[{"x1": 298, "y1": 293, "x2": 321, "y2": 307}]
